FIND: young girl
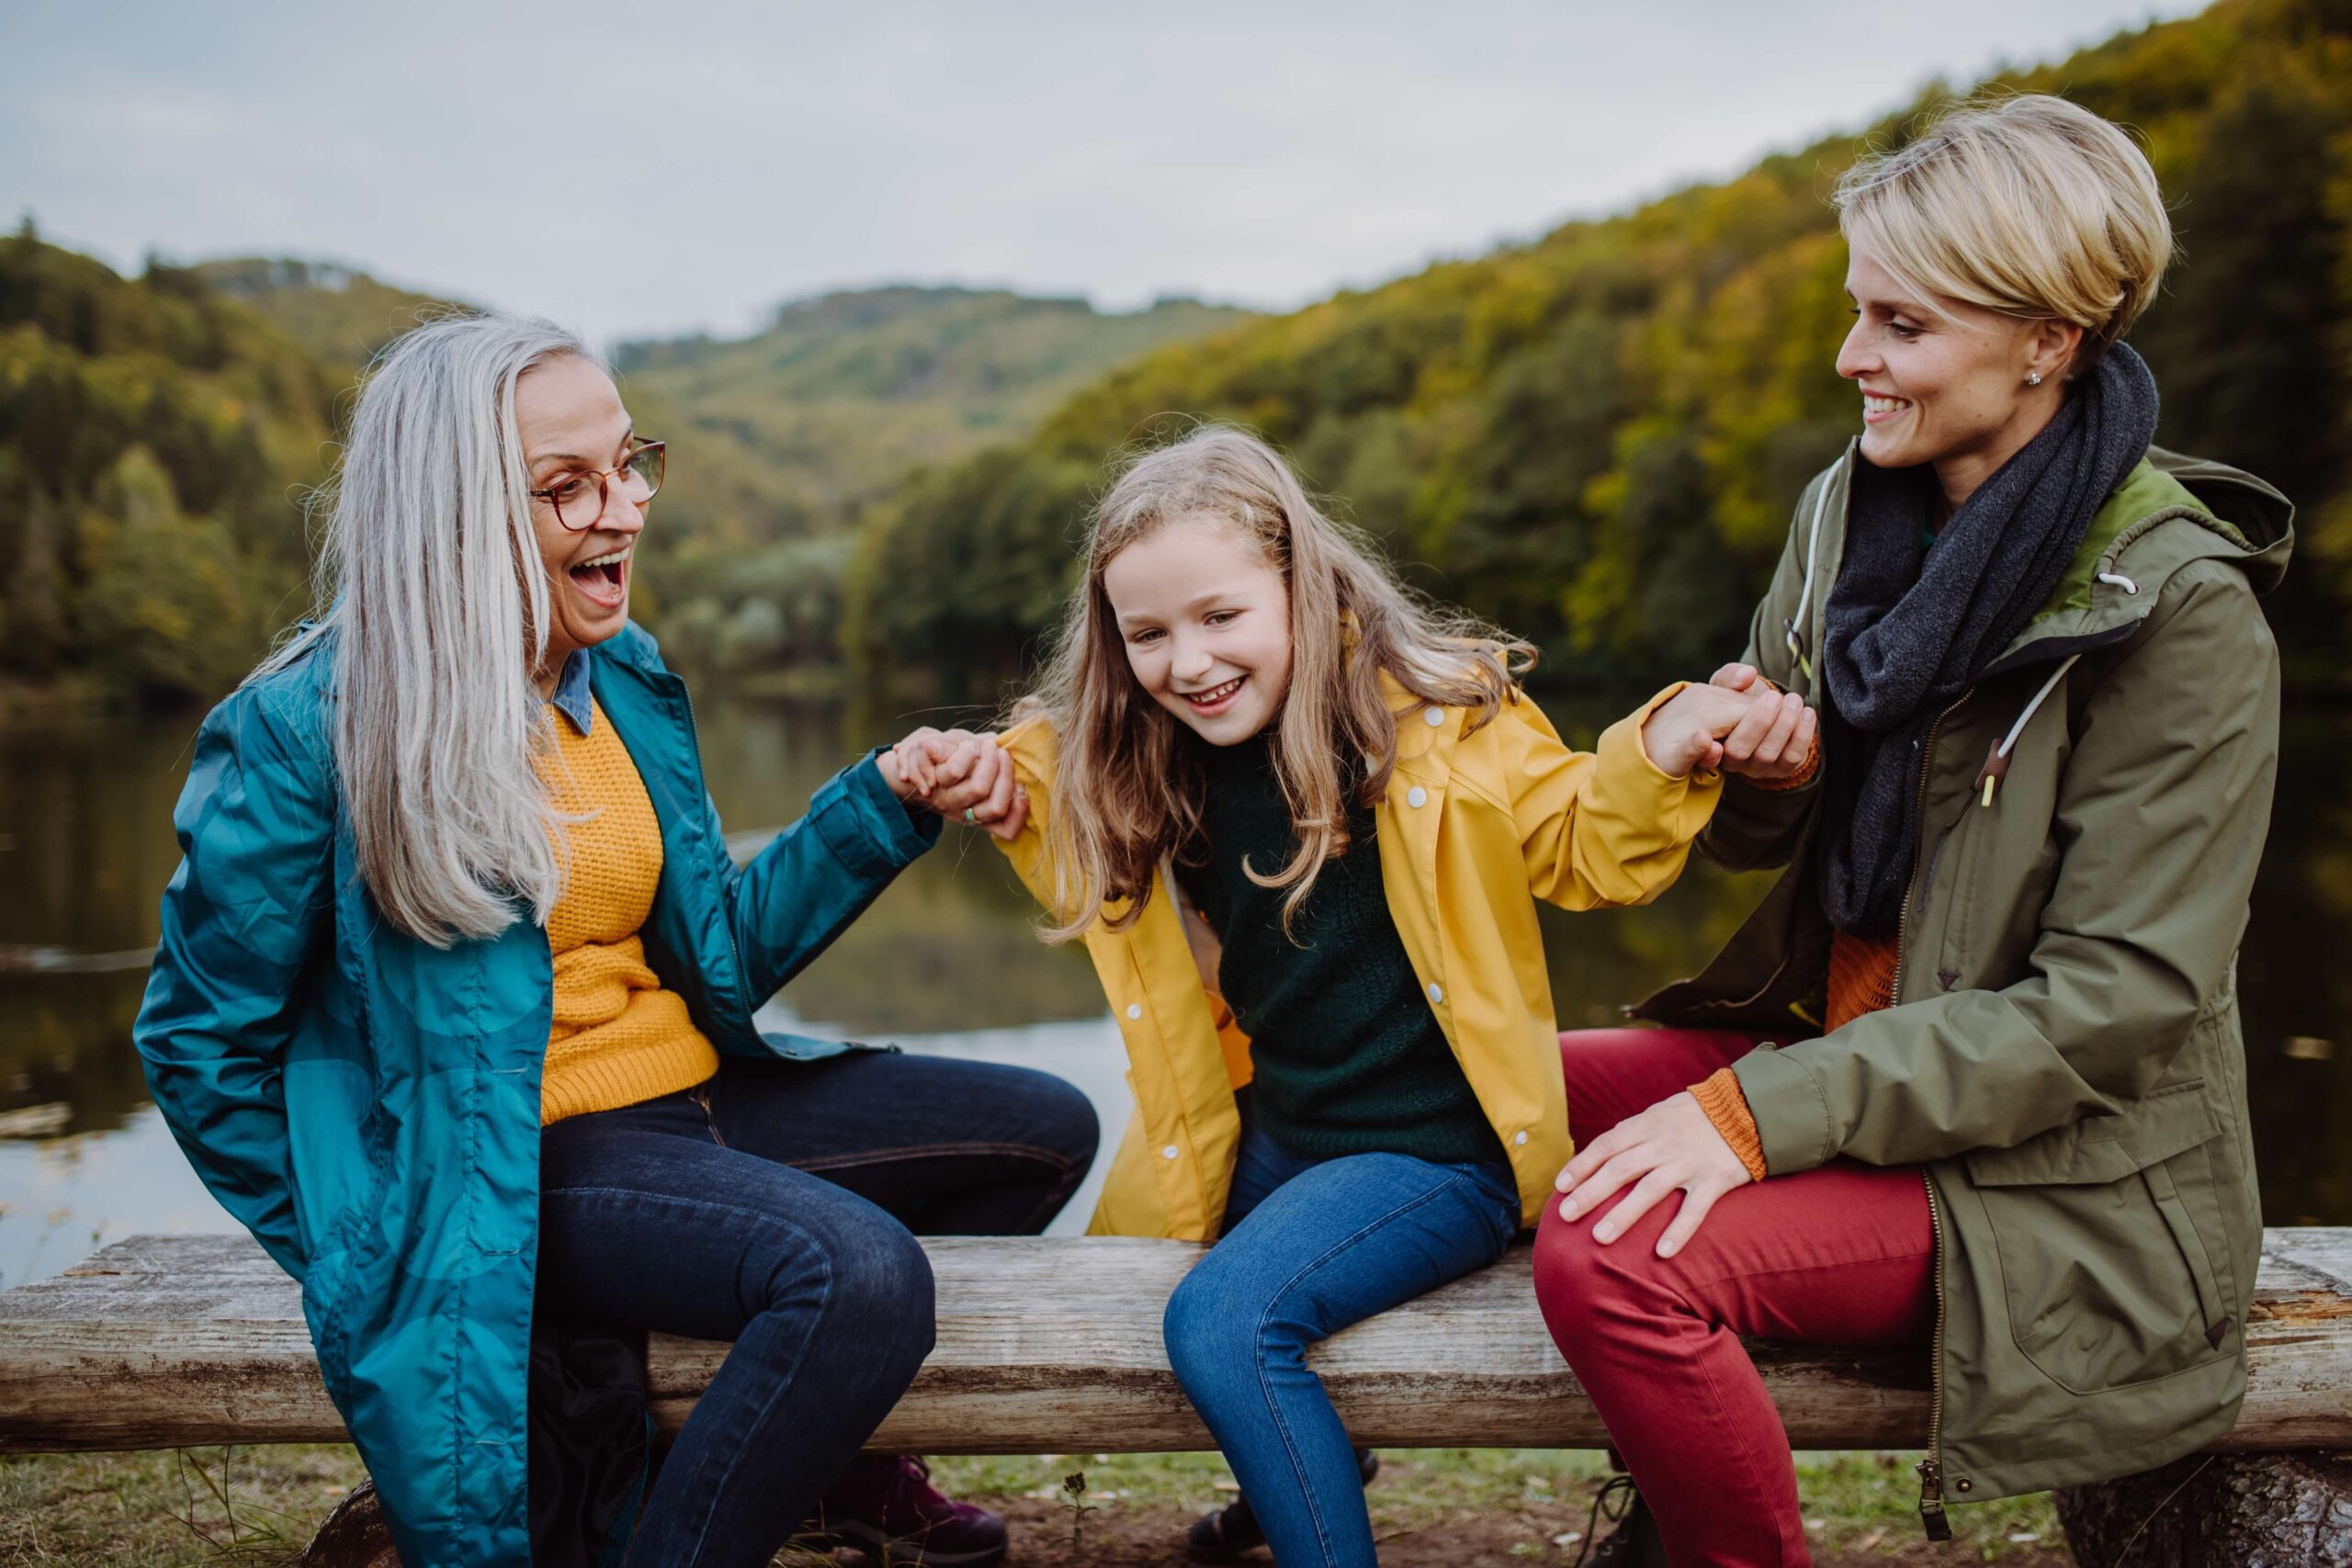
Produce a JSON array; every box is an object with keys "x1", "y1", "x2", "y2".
[{"x1": 937, "y1": 426, "x2": 1800, "y2": 1567}]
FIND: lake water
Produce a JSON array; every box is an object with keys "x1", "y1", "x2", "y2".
[{"x1": 3, "y1": 692, "x2": 2346, "y2": 1291}]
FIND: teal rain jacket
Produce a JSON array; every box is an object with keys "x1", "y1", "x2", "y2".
[{"x1": 134, "y1": 624, "x2": 940, "y2": 1566}]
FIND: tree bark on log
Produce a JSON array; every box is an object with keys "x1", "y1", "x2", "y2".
[
  {"x1": 4, "y1": 1231, "x2": 2350, "y2": 1456},
  {"x1": 2057, "y1": 1451, "x2": 2352, "y2": 1567}
]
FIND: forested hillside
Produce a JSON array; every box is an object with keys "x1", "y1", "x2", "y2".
[
  {"x1": 87, "y1": 266, "x2": 1250, "y2": 696},
  {"x1": 193, "y1": 257, "x2": 463, "y2": 369},
  {"x1": 0, "y1": 228, "x2": 342, "y2": 705},
  {"x1": 610, "y1": 288, "x2": 1251, "y2": 682},
  {"x1": 847, "y1": 0, "x2": 2352, "y2": 702},
  {"x1": 6, "y1": 0, "x2": 2345, "y2": 711}
]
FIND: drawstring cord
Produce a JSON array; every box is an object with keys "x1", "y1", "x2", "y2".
[
  {"x1": 1781, "y1": 476, "x2": 1835, "y2": 683},
  {"x1": 1779, "y1": 473, "x2": 2139, "y2": 808},
  {"x1": 1975, "y1": 573, "x2": 2136, "y2": 807},
  {"x1": 1975, "y1": 656, "x2": 2080, "y2": 807}
]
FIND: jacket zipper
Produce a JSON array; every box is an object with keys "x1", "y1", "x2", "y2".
[
  {"x1": 1893, "y1": 690, "x2": 1967, "y2": 1540},
  {"x1": 673, "y1": 679, "x2": 760, "y2": 1043},
  {"x1": 1916, "y1": 1177, "x2": 1952, "y2": 1540}
]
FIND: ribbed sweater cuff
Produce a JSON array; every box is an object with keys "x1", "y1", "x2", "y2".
[
  {"x1": 1745, "y1": 676, "x2": 1819, "y2": 792},
  {"x1": 1690, "y1": 1067, "x2": 1768, "y2": 1182},
  {"x1": 1753, "y1": 733, "x2": 1821, "y2": 792}
]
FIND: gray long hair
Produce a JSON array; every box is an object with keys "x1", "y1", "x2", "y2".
[{"x1": 253, "y1": 313, "x2": 587, "y2": 947}]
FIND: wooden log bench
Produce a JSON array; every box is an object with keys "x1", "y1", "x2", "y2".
[{"x1": 3, "y1": 1229, "x2": 2348, "y2": 1561}]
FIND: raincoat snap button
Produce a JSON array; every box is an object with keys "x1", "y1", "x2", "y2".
[
  {"x1": 1162, "y1": 1145, "x2": 1180, "y2": 1160},
  {"x1": 1126, "y1": 1004, "x2": 1142, "y2": 1020},
  {"x1": 1514, "y1": 1131, "x2": 1529, "y2": 1146},
  {"x1": 1427, "y1": 982, "x2": 1444, "y2": 1004},
  {"x1": 1423, "y1": 707, "x2": 1445, "y2": 728},
  {"x1": 1407, "y1": 786, "x2": 1427, "y2": 808}
]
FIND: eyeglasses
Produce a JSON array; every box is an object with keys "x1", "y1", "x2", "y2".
[{"x1": 528, "y1": 441, "x2": 666, "y2": 531}]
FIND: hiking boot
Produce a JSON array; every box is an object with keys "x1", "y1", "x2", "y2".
[
  {"x1": 300, "y1": 1478, "x2": 401, "y2": 1568},
  {"x1": 1575, "y1": 1474, "x2": 1666, "y2": 1567},
  {"x1": 800, "y1": 1454, "x2": 1008, "y2": 1567},
  {"x1": 1185, "y1": 1450, "x2": 1381, "y2": 1561}
]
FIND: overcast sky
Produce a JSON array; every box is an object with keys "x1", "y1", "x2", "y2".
[{"x1": 4, "y1": 0, "x2": 2202, "y2": 346}]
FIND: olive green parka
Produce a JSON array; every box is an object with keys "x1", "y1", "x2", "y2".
[{"x1": 1637, "y1": 443, "x2": 2292, "y2": 1520}]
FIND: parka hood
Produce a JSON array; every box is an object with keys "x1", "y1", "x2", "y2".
[
  {"x1": 2138, "y1": 446, "x2": 2294, "y2": 595},
  {"x1": 1984, "y1": 446, "x2": 2292, "y2": 674}
]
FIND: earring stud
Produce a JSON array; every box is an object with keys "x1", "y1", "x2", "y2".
[{"x1": 2027, "y1": 370, "x2": 2043, "y2": 387}]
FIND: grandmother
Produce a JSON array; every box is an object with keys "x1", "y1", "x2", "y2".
[
  {"x1": 134, "y1": 315, "x2": 1097, "y2": 1568},
  {"x1": 1532, "y1": 95, "x2": 2293, "y2": 1565}
]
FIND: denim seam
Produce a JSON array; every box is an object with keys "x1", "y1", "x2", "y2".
[
  {"x1": 537, "y1": 1186, "x2": 837, "y2": 1224},
  {"x1": 684, "y1": 1216, "x2": 833, "y2": 1565},
  {"x1": 549, "y1": 1188, "x2": 840, "y2": 1563},
  {"x1": 787, "y1": 1141, "x2": 1082, "y2": 1174},
  {"x1": 1245, "y1": 1168, "x2": 1490, "y2": 1567}
]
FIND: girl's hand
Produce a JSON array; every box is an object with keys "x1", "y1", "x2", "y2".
[
  {"x1": 1705, "y1": 664, "x2": 1816, "y2": 784},
  {"x1": 1639, "y1": 682, "x2": 1795, "y2": 777},
  {"x1": 1554, "y1": 1090, "x2": 1752, "y2": 1258},
  {"x1": 878, "y1": 728, "x2": 1030, "y2": 840}
]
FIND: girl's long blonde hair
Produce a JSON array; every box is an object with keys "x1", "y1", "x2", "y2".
[{"x1": 1017, "y1": 424, "x2": 1532, "y2": 943}]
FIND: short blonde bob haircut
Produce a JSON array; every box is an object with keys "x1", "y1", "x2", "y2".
[{"x1": 1836, "y1": 93, "x2": 2172, "y2": 374}]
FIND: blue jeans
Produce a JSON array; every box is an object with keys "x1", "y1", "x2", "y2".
[
  {"x1": 1160, "y1": 1101, "x2": 1521, "y2": 1568},
  {"x1": 537, "y1": 1049, "x2": 1099, "y2": 1568}
]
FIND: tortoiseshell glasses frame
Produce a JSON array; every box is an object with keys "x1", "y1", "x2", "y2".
[{"x1": 528, "y1": 441, "x2": 666, "y2": 531}]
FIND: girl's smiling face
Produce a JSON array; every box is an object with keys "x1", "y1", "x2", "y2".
[
  {"x1": 1836, "y1": 245, "x2": 2077, "y2": 508},
  {"x1": 1102, "y1": 513, "x2": 1293, "y2": 745}
]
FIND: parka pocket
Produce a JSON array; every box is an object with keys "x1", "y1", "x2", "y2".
[{"x1": 1965, "y1": 1083, "x2": 2233, "y2": 1395}]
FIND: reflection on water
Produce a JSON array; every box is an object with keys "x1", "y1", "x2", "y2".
[{"x1": 2, "y1": 692, "x2": 2346, "y2": 1288}]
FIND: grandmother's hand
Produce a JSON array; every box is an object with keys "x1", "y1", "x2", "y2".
[
  {"x1": 1706, "y1": 664, "x2": 1816, "y2": 784},
  {"x1": 878, "y1": 728, "x2": 1030, "y2": 840},
  {"x1": 1553, "y1": 1089, "x2": 1752, "y2": 1258}
]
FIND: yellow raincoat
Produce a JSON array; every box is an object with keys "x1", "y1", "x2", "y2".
[{"x1": 993, "y1": 676, "x2": 1721, "y2": 1238}]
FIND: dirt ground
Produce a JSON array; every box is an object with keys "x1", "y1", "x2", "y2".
[
  {"x1": 0, "y1": 1446, "x2": 2075, "y2": 1566},
  {"x1": 976, "y1": 1495, "x2": 2077, "y2": 1567}
]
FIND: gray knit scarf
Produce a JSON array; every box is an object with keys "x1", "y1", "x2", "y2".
[{"x1": 1815, "y1": 342, "x2": 2160, "y2": 937}]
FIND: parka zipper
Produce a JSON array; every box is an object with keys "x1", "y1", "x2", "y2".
[
  {"x1": 1892, "y1": 689, "x2": 1968, "y2": 1540},
  {"x1": 1916, "y1": 1179, "x2": 1952, "y2": 1540}
]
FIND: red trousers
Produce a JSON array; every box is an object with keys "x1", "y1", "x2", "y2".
[{"x1": 1532, "y1": 1030, "x2": 1936, "y2": 1568}]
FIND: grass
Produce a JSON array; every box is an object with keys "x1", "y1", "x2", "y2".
[
  {"x1": 928, "y1": 1450, "x2": 2064, "y2": 1562},
  {"x1": 0, "y1": 1446, "x2": 2064, "y2": 1565},
  {"x1": 0, "y1": 1446, "x2": 364, "y2": 1565}
]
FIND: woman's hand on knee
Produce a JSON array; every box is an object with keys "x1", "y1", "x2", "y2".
[{"x1": 1552, "y1": 1091, "x2": 1750, "y2": 1259}]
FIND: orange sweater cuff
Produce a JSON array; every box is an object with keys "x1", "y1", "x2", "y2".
[
  {"x1": 1752, "y1": 731, "x2": 1821, "y2": 792},
  {"x1": 1739, "y1": 676, "x2": 1820, "y2": 793},
  {"x1": 1690, "y1": 1067, "x2": 1768, "y2": 1182}
]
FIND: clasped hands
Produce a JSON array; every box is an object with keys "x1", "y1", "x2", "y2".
[
  {"x1": 874, "y1": 728, "x2": 1030, "y2": 840},
  {"x1": 876, "y1": 668, "x2": 1814, "y2": 1257},
  {"x1": 1559, "y1": 661, "x2": 1818, "y2": 1257},
  {"x1": 1637, "y1": 661, "x2": 1817, "y2": 781}
]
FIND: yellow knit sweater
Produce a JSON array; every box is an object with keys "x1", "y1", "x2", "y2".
[{"x1": 534, "y1": 695, "x2": 719, "y2": 1125}]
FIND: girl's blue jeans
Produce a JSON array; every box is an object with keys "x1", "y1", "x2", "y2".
[
  {"x1": 536, "y1": 1048, "x2": 1099, "y2": 1568},
  {"x1": 1161, "y1": 1100, "x2": 1521, "y2": 1568}
]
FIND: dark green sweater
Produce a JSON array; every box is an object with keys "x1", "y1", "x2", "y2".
[{"x1": 1176, "y1": 732, "x2": 1502, "y2": 1167}]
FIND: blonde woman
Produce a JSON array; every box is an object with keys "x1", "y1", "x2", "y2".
[
  {"x1": 1533, "y1": 96, "x2": 2292, "y2": 1564},
  {"x1": 932, "y1": 425, "x2": 1792, "y2": 1566}
]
